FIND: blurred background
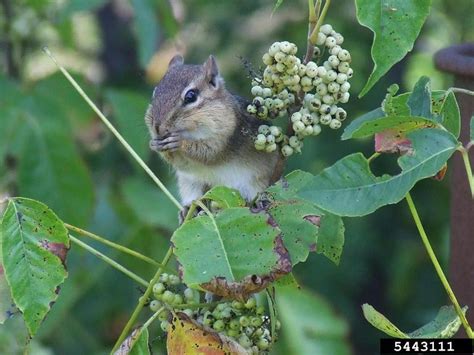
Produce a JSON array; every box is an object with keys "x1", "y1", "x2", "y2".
[{"x1": 0, "y1": 0, "x2": 473, "y2": 354}]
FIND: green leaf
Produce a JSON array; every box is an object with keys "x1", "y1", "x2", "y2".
[
  {"x1": 0, "y1": 218, "x2": 15, "y2": 325},
  {"x1": 273, "y1": 0, "x2": 284, "y2": 12},
  {"x1": 1, "y1": 198, "x2": 69, "y2": 336},
  {"x1": 130, "y1": 328, "x2": 150, "y2": 355},
  {"x1": 201, "y1": 186, "x2": 246, "y2": 208},
  {"x1": 120, "y1": 177, "x2": 178, "y2": 231},
  {"x1": 105, "y1": 89, "x2": 150, "y2": 161},
  {"x1": 471, "y1": 116, "x2": 474, "y2": 142},
  {"x1": 356, "y1": 0, "x2": 432, "y2": 97},
  {"x1": 267, "y1": 199, "x2": 319, "y2": 265},
  {"x1": 16, "y1": 96, "x2": 94, "y2": 226},
  {"x1": 172, "y1": 208, "x2": 290, "y2": 298},
  {"x1": 438, "y1": 92, "x2": 461, "y2": 138},
  {"x1": 343, "y1": 115, "x2": 438, "y2": 140},
  {"x1": 58, "y1": 0, "x2": 108, "y2": 21},
  {"x1": 299, "y1": 129, "x2": 458, "y2": 216},
  {"x1": 267, "y1": 172, "x2": 345, "y2": 264},
  {"x1": 277, "y1": 287, "x2": 350, "y2": 355},
  {"x1": 131, "y1": 0, "x2": 160, "y2": 67},
  {"x1": 362, "y1": 304, "x2": 466, "y2": 338},
  {"x1": 407, "y1": 76, "x2": 432, "y2": 118},
  {"x1": 342, "y1": 108, "x2": 385, "y2": 140}
]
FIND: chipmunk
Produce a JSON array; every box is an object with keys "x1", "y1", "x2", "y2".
[{"x1": 145, "y1": 55, "x2": 280, "y2": 216}]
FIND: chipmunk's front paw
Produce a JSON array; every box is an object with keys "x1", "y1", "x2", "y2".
[{"x1": 149, "y1": 133, "x2": 182, "y2": 152}]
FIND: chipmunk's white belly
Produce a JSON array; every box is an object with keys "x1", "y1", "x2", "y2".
[{"x1": 180, "y1": 159, "x2": 262, "y2": 201}]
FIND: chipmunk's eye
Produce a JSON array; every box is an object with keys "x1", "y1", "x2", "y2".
[{"x1": 183, "y1": 89, "x2": 198, "y2": 105}]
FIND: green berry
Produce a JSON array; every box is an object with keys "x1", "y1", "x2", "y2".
[
  {"x1": 262, "y1": 53, "x2": 273, "y2": 66},
  {"x1": 291, "y1": 112, "x2": 302, "y2": 123},
  {"x1": 303, "y1": 125, "x2": 314, "y2": 136},
  {"x1": 289, "y1": 136, "x2": 300, "y2": 148},
  {"x1": 257, "y1": 106, "x2": 269, "y2": 118},
  {"x1": 334, "y1": 33, "x2": 344, "y2": 45},
  {"x1": 312, "y1": 124, "x2": 322, "y2": 136},
  {"x1": 250, "y1": 317, "x2": 263, "y2": 327},
  {"x1": 227, "y1": 329, "x2": 240, "y2": 337},
  {"x1": 340, "y1": 81, "x2": 350, "y2": 93},
  {"x1": 265, "y1": 143, "x2": 277, "y2": 153},
  {"x1": 213, "y1": 319, "x2": 225, "y2": 331},
  {"x1": 159, "y1": 273, "x2": 169, "y2": 283},
  {"x1": 257, "y1": 338, "x2": 270, "y2": 350},
  {"x1": 320, "y1": 114, "x2": 332, "y2": 125},
  {"x1": 330, "y1": 45, "x2": 342, "y2": 56},
  {"x1": 238, "y1": 334, "x2": 252, "y2": 348},
  {"x1": 320, "y1": 24, "x2": 333, "y2": 35},
  {"x1": 153, "y1": 282, "x2": 166, "y2": 295},
  {"x1": 173, "y1": 294, "x2": 183, "y2": 305},
  {"x1": 251, "y1": 85, "x2": 263, "y2": 96},
  {"x1": 240, "y1": 316, "x2": 250, "y2": 327},
  {"x1": 340, "y1": 92, "x2": 350, "y2": 103},
  {"x1": 162, "y1": 290, "x2": 175, "y2": 303},
  {"x1": 229, "y1": 319, "x2": 241, "y2": 330},
  {"x1": 266, "y1": 135, "x2": 275, "y2": 144},
  {"x1": 169, "y1": 274, "x2": 180, "y2": 285},
  {"x1": 293, "y1": 121, "x2": 305, "y2": 133},
  {"x1": 256, "y1": 306, "x2": 265, "y2": 316},
  {"x1": 328, "y1": 82, "x2": 340, "y2": 93},
  {"x1": 245, "y1": 297, "x2": 257, "y2": 309},
  {"x1": 184, "y1": 288, "x2": 195, "y2": 301},
  {"x1": 325, "y1": 36, "x2": 337, "y2": 48},
  {"x1": 160, "y1": 320, "x2": 170, "y2": 332},
  {"x1": 316, "y1": 32, "x2": 326, "y2": 46},
  {"x1": 182, "y1": 308, "x2": 194, "y2": 317},
  {"x1": 150, "y1": 300, "x2": 162, "y2": 312},
  {"x1": 335, "y1": 108, "x2": 347, "y2": 121},
  {"x1": 338, "y1": 49, "x2": 351, "y2": 62},
  {"x1": 255, "y1": 142, "x2": 265, "y2": 151},
  {"x1": 158, "y1": 310, "x2": 169, "y2": 321},
  {"x1": 320, "y1": 104, "x2": 331, "y2": 114}
]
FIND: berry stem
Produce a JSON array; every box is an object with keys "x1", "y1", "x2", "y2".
[
  {"x1": 42, "y1": 47, "x2": 183, "y2": 210},
  {"x1": 303, "y1": 0, "x2": 319, "y2": 64},
  {"x1": 111, "y1": 247, "x2": 174, "y2": 353},
  {"x1": 308, "y1": 0, "x2": 332, "y2": 45},
  {"x1": 405, "y1": 192, "x2": 474, "y2": 338},
  {"x1": 65, "y1": 223, "x2": 176, "y2": 273},
  {"x1": 448, "y1": 87, "x2": 474, "y2": 97},
  {"x1": 69, "y1": 235, "x2": 148, "y2": 287},
  {"x1": 458, "y1": 147, "x2": 474, "y2": 198}
]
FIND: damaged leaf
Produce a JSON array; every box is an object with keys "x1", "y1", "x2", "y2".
[
  {"x1": 172, "y1": 207, "x2": 290, "y2": 300},
  {"x1": 363, "y1": 304, "x2": 466, "y2": 338},
  {"x1": 375, "y1": 129, "x2": 413, "y2": 154},
  {"x1": 1, "y1": 198, "x2": 69, "y2": 336},
  {"x1": 167, "y1": 312, "x2": 249, "y2": 354},
  {"x1": 0, "y1": 226, "x2": 16, "y2": 325},
  {"x1": 115, "y1": 327, "x2": 150, "y2": 355}
]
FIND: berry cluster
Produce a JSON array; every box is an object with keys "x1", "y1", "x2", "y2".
[
  {"x1": 254, "y1": 125, "x2": 284, "y2": 152},
  {"x1": 248, "y1": 24, "x2": 352, "y2": 157},
  {"x1": 195, "y1": 297, "x2": 276, "y2": 353},
  {"x1": 149, "y1": 274, "x2": 277, "y2": 354}
]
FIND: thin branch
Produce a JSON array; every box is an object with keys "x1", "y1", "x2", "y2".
[
  {"x1": 405, "y1": 193, "x2": 474, "y2": 338},
  {"x1": 42, "y1": 47, "x2": 183, "y2": 210},
  {"x1": 69, "y1": 235, "x2": 148, "y2": 287},
  {"x1": 367, "y1": 152, "x2": 381, "y2": 164},
  {"x1": 308, "y1": 0, "x2": 332, "y2": 45},
  {"x1": 111, "y1": 247, "x2": 174, "y2": 353},
  {"x1": 303, "y1": 0, "x2": 319, "y2": 64},
  {"x1": 65, "y1": 223, "x2": 176, "y2": 273},
  {"x1": 449, "y1": 87, "x2": 474, "y2": 97},
  {"x1": 458, "y1": 147, "x2": 474, "y2": 198}
]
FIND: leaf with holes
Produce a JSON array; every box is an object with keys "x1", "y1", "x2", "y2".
[
  {"x1": 172, "y1": 208, "x2": 291, "y2": 300},
  {"x1": 1, "y1": 198, "x2": 69, "y2": 336},
  {"x1": 298, "y1": 129, "x2": 458, "y2": 216},
  {"x1": 363, "y1": 304, "x2": 466, "y2": 338},
  {"x1": 167, "y1": 313, "x2": 248, "y2": 354},
  {"x1": 356, "y1": 0, "x2": 432, "y2": 96},
  {"x1": 201, "y1": 186, "x2": 246, "y2": 208}
]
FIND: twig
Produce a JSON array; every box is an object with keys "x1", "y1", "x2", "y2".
[
  {"x1": 308, "y1": 0, "x2": 332, "y2": 45},
  {"x1": 69, "y1": 235, "x2": 148, "y2": 287},
  {"x1": 458, "y1": 147, "x2": 474, "y2": 198},
  {"x1": 405, "y1": 193, "x2": 474, "y2": 338},
  {"x1": 303, "y1": 0, "x2": 319, "y2": 64},
  {"x1": 42, "y1": 47, "x2": 183, "y2": 210}
]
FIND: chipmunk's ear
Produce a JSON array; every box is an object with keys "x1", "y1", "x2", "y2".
[
  {"x1": 168, "y1": 54, "x2": 184, "y2": 68},
  {"x1": 204, "y1": 55, "x2": 223, "y2": 89}
]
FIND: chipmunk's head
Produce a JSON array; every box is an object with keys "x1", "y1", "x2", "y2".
[{"x1": 146, "y1": 55, "x2": 236, "y2": 141}]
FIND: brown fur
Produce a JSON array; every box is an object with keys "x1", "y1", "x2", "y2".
[{"x1": 146, "y1": 55, "x2": 279, "y2": 206}]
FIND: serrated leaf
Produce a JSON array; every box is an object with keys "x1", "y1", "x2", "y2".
[
  {"x1": 277, "y1": 287, "x2": 350, "y2": 355},
  {"x1": 167, "y1": 313, "x2": 248, "y2": 354},
  {"x1": 1, "y1": 198, "x2": 69, "y2": 336},
  {"x1": 298, "y1": 129, "x2": 458, "y2": 216},
  {"x1": 131, "y1": 0, "x2": 160, "y2": 67},
  {"x1": 201, "y1": 186, "x2": 246, "y2": 208},
  {"x1": 105, "y1": 89, "x2": 150, "y2": 161},
  {"x1": 172, "y1": 208, "x2": 291, "y2": 299},
  {"x1": 363, "y1": 304, "x2": 466, "y2": 339},
  {"x1": 120, "y1": 177, "x2": 177, "y2": 231},
  {"x1": 356, "y1": 0, "x2": 432, "y2": 97},
  {"x1": 16, "y1": 96, "x2": 94, "y2": 226},
  {"x1": 407, "y1": 76, "x2": 432, "y2": 118}
]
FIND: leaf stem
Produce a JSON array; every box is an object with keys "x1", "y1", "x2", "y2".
[
  {"x1": 405, "y1": 193, "x2": 474, "y2": 338},
  {"x1": 458, "y1": 148, "x2": 474, "y2": 198},
  {"x1": 449, "y1": 87, "x2": 474, "y2": 97},
  {"x1": 367, "y1": 152, "x2": 381, "y2": 164},
  {"x1": 64, "y1": 223, "x2": 175, "y2": 273},
  {"x1": 42, "y1": 47, "x2": 183, "y2": 210},
  {"x1": 303, "y1": 0, "x2": 319, "y2": 64},
  {"x1": 308, "y1": 0, "x2": 331, "y2": 45},
  {"x1": 111, "y1": 247, "x2": 173, "y2": 353},
  {"x1": 69, "y1": 235, "x2": 148, "y2": 287}
]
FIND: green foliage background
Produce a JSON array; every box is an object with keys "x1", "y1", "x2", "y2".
[{"x1": 0, "y1": 0, "x2": 473, "y2": 354}]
